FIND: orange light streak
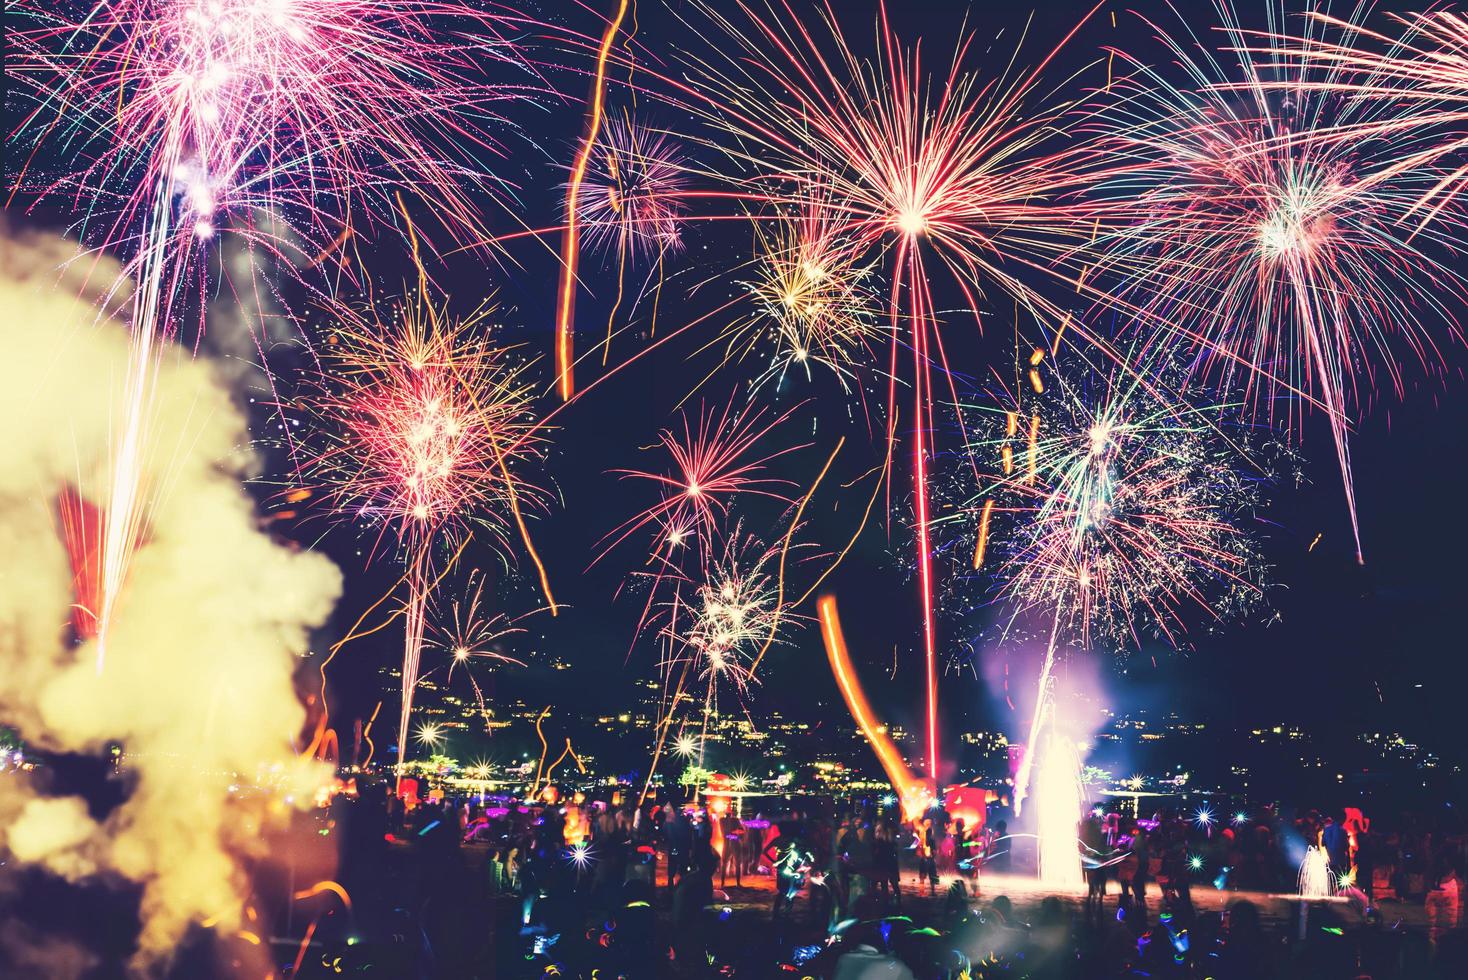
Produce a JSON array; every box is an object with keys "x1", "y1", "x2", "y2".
[
  {"x1": 1028, "y1": 414, "x2": 1040, "y2": 484},
  {"x1": 293, "y1": 880, "x2": 353, "y2": 912},
  {"x1": 972, "y1": 498, "x2": 994, "y2": 570},
  {"x1": 555, "y1": 0, "x2": 630, "y2": 401},
  {"x1": 819, "y1": 595, "x2": 928, "y2": 821}
]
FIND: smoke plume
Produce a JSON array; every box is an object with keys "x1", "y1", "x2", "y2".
[{"x1": 0, "y1": 228, "x2": 342, "y2": 972}]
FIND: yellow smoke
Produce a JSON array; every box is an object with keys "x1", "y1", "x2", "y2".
[{"x1": 0, "y1": 229, "x2": 342, "y2": 972}]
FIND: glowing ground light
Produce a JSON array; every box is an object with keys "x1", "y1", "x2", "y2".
[
  {"x1": 674, "y1": 734, "x2": 699, "y2": 758},
  {"x1": 1233, "y1": 812, "x2": 1250, "y2": 826},
  {"x1": 1298, "y1": 846, "x2": 1335, "y2": 899},
  {"x1": 1194, "y1": 806, "x2": 1214, "y2": 829},
  {"x1": 1188, "y1": 854, "x2": 1205, "y2": 872}
]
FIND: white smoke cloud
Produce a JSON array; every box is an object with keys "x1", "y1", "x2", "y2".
[{"x1": 0, "y1": 228, "x2": 342, "y2": 972}]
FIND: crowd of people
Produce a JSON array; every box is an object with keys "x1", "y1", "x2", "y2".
[{"x1": 313, "y1": 781, "x2": 1467, "y2": 978}]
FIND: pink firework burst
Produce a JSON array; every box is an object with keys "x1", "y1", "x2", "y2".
[
  {"x1": 570, "y1": 113, "x2": 690, "y2": 264},
  {"x1": 1089, "y1": 4, "x2": 1468, "y2": 561}
]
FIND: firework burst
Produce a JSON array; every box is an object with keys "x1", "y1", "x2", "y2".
[
  {"x1": 419, "y1": 569, "x2": 529, "y2": 731},
  {"x1": 1270, "y1": 9, "x2": 1468, "y2": 228},
  {"x1": 670, "y1": 529, "x2": 786, "y2": 700},
  {"x1": 1090, "y1": 4, "x2": 1468, "y2": 561},
  {"x1": 571, "y1": 114, "x2": 690, "y2": 263},
  {"x1": 599, "y1": 399, "x2": 804, "y2": 564},
  {"x1": 956, "y1": 366, "x2": 1266, "y2": 652},
  {"x1": 305, "y1": 288, "x2": 545, "y2": 778},
  {"x1": 712, "y1": 201, "x2": 885, "y2": 392},
  {"x1": 7, "y1": 0, "x2": 531, "y2": 251},
  {"x1": 7, "y1": 0, "x2": 541, "y2": 671},
  {"x1": 306, "y1": 295, "x2": 542, "y2": 553},
  {"x1": 949, "y1": 354, "x2": 1268, "y2": 814},
  {"x1": 673, "y1": 0, "x2": 1110, "y2": 780}
]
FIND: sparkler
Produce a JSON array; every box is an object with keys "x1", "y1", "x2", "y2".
[
  {"x1": 8, "y1": 0, "x2": 539, "y2": 670},
  {"x1": 415, "y1": 722, "x2": 445, "y2": 750},
  {"x1": 305, "y1": 289, "x2": 545, "y2": 781},
  {"x1": 1092, "y1": 3, "x2": 1468, "y2": 562}
]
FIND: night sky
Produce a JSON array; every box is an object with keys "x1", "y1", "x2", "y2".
[
  {"x1": 304, "y1": 0, "x2": 1468, "y2": 773},
  {"x1": 15, "y1": 0, "x2": 1468, "y2": 769}
]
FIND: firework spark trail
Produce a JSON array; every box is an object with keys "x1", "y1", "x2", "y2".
[
  {"x1": 304, "y1": 289, "x2": 545, "y2": 780},
  {"x1": 1268, "y1": 10, "x2": 1468, "y2": 230},
  {"x1": 557, "y1": 0, "x2": 631, "y2": 401},
  {"x1": 946, "y1": 357, "x2": 1268, "y2": 811},
  {"x1": 1089, "y1": 3, "x2": 1468, "y2": 561},
  {"x1": 818, "y1": 595, "x2": 929, "y2": 820},
  {"x1": 8, "y1": 0, "x2": 546, "y2": 669},
  {"x1": 660, "y1": 0, "x2": 1124, "y2": 780}
]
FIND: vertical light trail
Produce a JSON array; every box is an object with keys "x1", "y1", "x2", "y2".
[
  {"x1": 555, "y1": 0, "x2": 630, "y2": 401},
  {"x1": 96, "y1": 145, "x2": 185, "y2": 672},
  {"x1": 395, "y1": 550, "x2": 431, "y2": 790},
  {"x1": 897, "y1": 238, "x2": 940, "y2": 786}
]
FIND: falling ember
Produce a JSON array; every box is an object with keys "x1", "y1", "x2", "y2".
[{"x1": 972, "y1": 498, "x2": 995, "y2": 570}]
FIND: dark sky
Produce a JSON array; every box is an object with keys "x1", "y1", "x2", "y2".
[
  {"x1": 12, "y1": 0, "x2": 1467, "y2": 767},
  {"x1": 308, "y1": 0, "x2": 1468, "y2": 770}
]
